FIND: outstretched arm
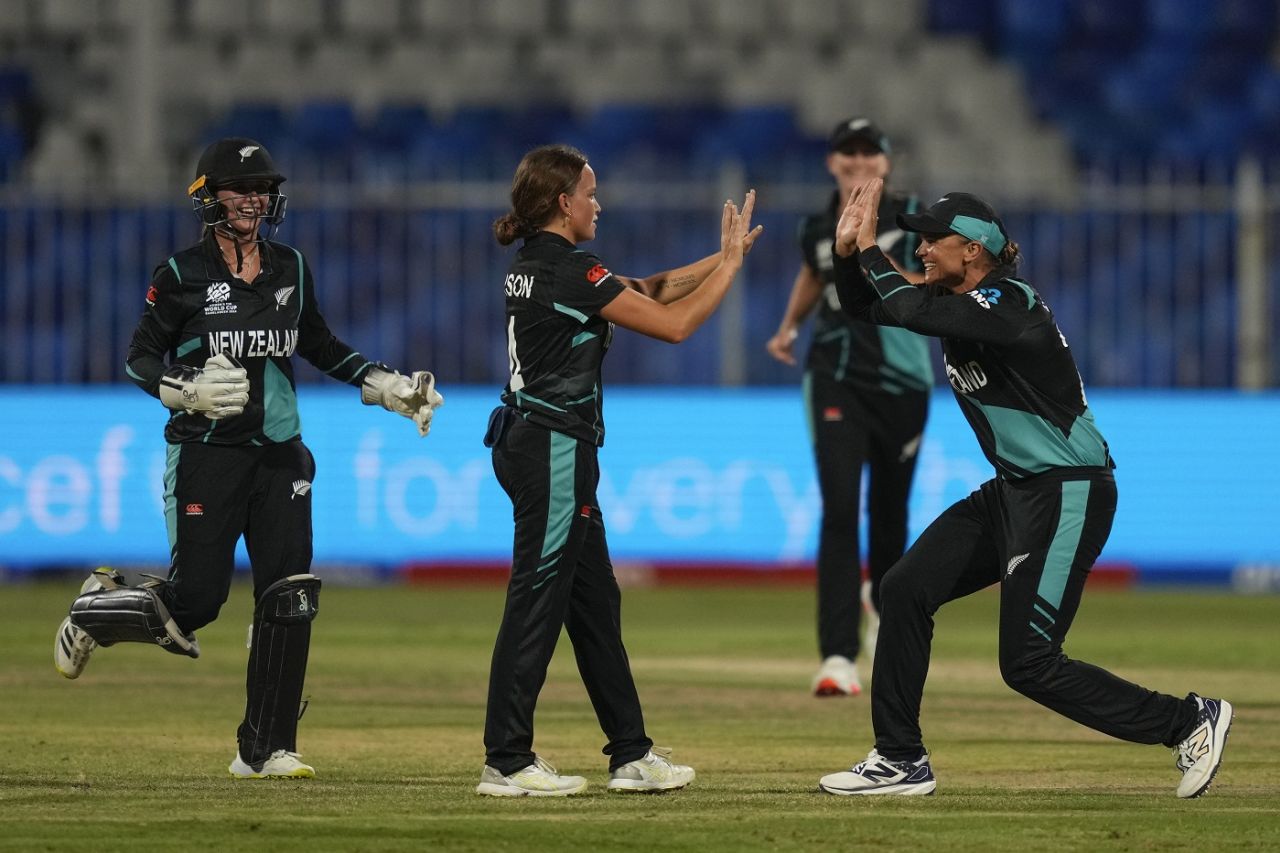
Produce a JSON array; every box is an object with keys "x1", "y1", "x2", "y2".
[{"x1": 601, "y1": 190, "x2": 760, "y2": 343}]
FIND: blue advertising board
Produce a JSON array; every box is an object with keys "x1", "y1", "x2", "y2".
[{"x1": 1, "y1": 387, "x2": 1277, "y2": 578}]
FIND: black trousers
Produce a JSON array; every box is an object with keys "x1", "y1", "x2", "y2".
[
  {"x1": 159, "y1": 440, "x2": 315, "y2": 632},
  {"x1": 806, "y1": 371, "x2": 928, "y2": 660},
  {"x1": 484, "y1": 411, "x2": 652, "y2": 775},
  {"x1": 871, "y1": 469, "x2": 1198, "y2": 761}
]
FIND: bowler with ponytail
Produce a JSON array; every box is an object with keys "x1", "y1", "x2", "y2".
[{"x1": 476, "y1": 144, "x2": 762, "y2": 797}]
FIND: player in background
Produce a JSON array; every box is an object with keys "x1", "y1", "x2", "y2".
[
  {"x1": 817, "y1": 179, "x2": 1231, "y2": 798},
  {"x1": 478, "y1": 144, "x2": 760, "y2": 797},
  {"x1": 766, "y1": 118, "x2": 933, "y2": 697},
  {"x1": 53, "y1": 137, "x2": 443, "y2": 779}
]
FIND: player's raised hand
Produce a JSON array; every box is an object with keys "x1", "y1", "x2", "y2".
[
  {"x1": 834, "y1": 178, "x2": 883, "y2": 257},
  {"x1": 721, "y1": 189, "x2": 762, "y2": 266}
]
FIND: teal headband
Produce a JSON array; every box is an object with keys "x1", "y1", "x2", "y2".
[{"x1": 949, "y1": 214, "x2": 1007, "y2": 257}]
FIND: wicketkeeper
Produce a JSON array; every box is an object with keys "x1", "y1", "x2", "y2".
[{"x1": 53, "y1": 137, "x2": 444, "y2": 779}]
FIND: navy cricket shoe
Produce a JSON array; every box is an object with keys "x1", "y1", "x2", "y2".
[
  {"x1": 820, "y1": 748, "x2": 936, "y2": 796},
  {"x1": 1174, "y1": 695, "x2": 1233, "y2": 798}
]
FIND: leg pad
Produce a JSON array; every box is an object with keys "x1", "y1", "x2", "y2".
[{"x1": 69, "y1": 587, "x2": 200, "y2": 658}]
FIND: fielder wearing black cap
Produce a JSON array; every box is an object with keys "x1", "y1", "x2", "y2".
[
  {"x1": 766, "y1": 120, "x2": 931, "y2": 700},
  {"x1": 828, "y1": 117, "x2": 891, "y2": 156},
  {"x1": 816, "y1": 178, "x2": 1225, "y2": 801},
  {"x1": 897, "y1": 192, "x2": 1009, "y2": 259}
]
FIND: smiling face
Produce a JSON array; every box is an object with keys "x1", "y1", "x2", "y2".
[
  {"x1": 215, "y1": 181, "x2": 272, "y2": 239},
  {"x1": 916, "y1": 232, "x2": 985, "y2": 291},
  {"x1": 560, "y1": 164, "x2": 600, "y2": 243},
  {"x1": 827, "y1": 143, "x2": 890, "y2": 199}
]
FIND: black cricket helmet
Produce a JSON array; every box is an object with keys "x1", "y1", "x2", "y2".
[{"x1": 187, "y1": 137, "x2": 288, "y2": 234}]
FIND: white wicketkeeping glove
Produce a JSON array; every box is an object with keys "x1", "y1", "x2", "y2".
[
  {"x1": 158, "y1": 353, "x2": 250, "y2": 419},
  {"x1": 361, "y1": 367, "x2": 444, "y2": 437}
]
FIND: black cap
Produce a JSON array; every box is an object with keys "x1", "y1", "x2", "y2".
[
  {"x1": 187, "y1": 137, "x2": 286, "y2": 198},
  {"x1": 897, "y1": 192, "x2": 1009, "y2": 257},
  {"x1": 828, "y1": 117, "x2": 890, "y2": 155}
]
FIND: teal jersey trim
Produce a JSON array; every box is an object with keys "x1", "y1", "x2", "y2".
[
  {"x1": 167, "y1": 257, "x2": 182, "y2": 282},
  {"x1": 877, "y1": 326, "x2": 934, "y2": 392},
  {"x1": 1037, "y1": 480, "x2": 1091, "y2": 610},
  {"x1": 176, "y1": 337, "x2": 202, "y2": 358},
  {"x1": 553, "y1": 302, "x2": 589, "y2": 323},
  {"x1": 880, "y1": 284, "x2": 914, "y2": 300},
  {"x1": 163, "y1": 443, "x2": 180, "y2": 553},
  {"x1": 322, "y1": 351, "x2": 361, "y2": 375},
  {"x1": 263, "y1": 359, "x2": 302, "y2": 442},
  {"x1": 974, "y1": 402, "x2": 1110, "y2": 472},
  {"x1": 571, "y1": 330, "x2": 599, "y2": 347},
  {"x1": 1003, "y1": 278, "x2": 1036, "y2": 310},
  {"x1": 124, "y1": 363, "x2": 144, "y2": 382},
  {"x1": 565, "y1": 389, "x2": 599, "y2": 406},
  {"x1": 516, "y1": 389, "x2": 567, "y2": 413},
  {"x1": 539, "y1": 432, "x2": 577, "y2": 572}
]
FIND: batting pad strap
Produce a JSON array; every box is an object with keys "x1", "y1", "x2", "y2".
[
  {"x1": 69, "y1": 587, "x2": 200, "y2": 658},
  {"x1": 256, "y1": 573, "x2": 320, "y2": 624}
]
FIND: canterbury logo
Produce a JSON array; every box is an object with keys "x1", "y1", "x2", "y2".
[
  {"x1": 291, "y1": 480, "x2": 311, "y2": 499},
  {"x1": 274, "y1": 286, "x2": 296, "y2": 310},
  {"x1": 1006, "y1": 553, "x2": 1030, "y2": 577},
  {"x1": 238, "y1": 145, "x2": 259, "y2": 162}
]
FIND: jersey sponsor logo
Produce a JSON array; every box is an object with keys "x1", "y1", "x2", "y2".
[
  {"x1": 291, "y1": 479, "x2": 311, "y2": 500},
  {"x1": 207, "y1": 328, "x2": 299, "y2": 359},
  {"x1": 945, "y1": 357, "x2": 988, "y2": 394},
  {"x1": 504, "y1": 273, "x2": 534, "y2": 298},
  {"x1": 238, "y1": 145, "x2": 260, "y2": 162},
  {"x1": 185, "y1": 503, "x2": 204, "y2": 516},
  {"x1": 586, "y1": 263, "x2": 612, "y2": 285},
  {"x1": 968, "y1": 287, "x2": 1001, "y2": 309},
  {"x1": 273, "y1": 286, "x2": 296, "y2": 310},
  {"x1": 145, "y1": 284, "x2": 158, "y2": 306}
]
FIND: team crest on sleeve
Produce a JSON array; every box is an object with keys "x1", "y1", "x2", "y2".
[
  {"x1": 145, "y1": 283, "x2": 158, "y2": 306},
  {"x1": 586, "y1": 263, "x2": 612, "y2": 286}
]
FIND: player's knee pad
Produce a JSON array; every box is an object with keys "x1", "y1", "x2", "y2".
[
  {"x1": 255, "y1": 573, "x2": 320, "y2": 625},
  {"x1": 69, "y1": 587, "x2": 200, "y2": 658}
]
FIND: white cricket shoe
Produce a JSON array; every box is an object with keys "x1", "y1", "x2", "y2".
[
  {"x1": 229, "y1": 749, "x2": 315, "y2": 779},
  {"x1": 812, "y1": 654, "x2": 862, "y2": 697},
  {"x1": 475, "y1": 757, "x2": 587, "y2": 797},
  {"x1": 607, "y1": 747, "x2": 695, "y2": 792},
  {"x1": 820, "y1": 748, "x2": 936, "y2": 796},
  {"x1": 54, "y1": 568, "x2": 124, "y2": 679},
  {"x1": 1173, "y1": 695, "x2": 1233, "y2": 798}
]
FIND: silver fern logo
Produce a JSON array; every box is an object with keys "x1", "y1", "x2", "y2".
[
  {"x1": 274, "y1": 286, "x2": 296, "y2": 310},
  {"x1": 238, "y1": 145, "x2": 259, "y2": 162},
  {"x1": 291, "y1": 479, "x2": 312, "y2": 500},
  {"x1": 1005, "y1": 553, "x2": 1030, "y2": 577}
]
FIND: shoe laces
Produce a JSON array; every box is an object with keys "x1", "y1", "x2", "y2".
[
  {"x1": 649, "y1": 746, "x2": 674, "y2": 765},
  {"x1": 531, "y1": 756, "x2": 559, "y2": 776}
]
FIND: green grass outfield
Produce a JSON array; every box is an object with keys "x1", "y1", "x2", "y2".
[{"x1": 1, "y1": 580, "x2": 1277, "y2": 852}]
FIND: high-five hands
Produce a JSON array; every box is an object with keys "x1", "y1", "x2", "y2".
[
  {"x1": 721, "y1": 189, "x2": 764, "y2": 265},
  {"x1": 834, "y1": 178, "x2": 883, "y2": 257},
  {"x1": 362, "y1": 367, "x2": 445, "y2": 437}
]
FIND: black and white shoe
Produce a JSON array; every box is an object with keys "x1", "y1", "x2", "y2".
[
  {"x1": 819, "y1": 748, "x2": 936, "y2": 796},
  {"x1": 1174, "y1": 695, "x2": 1233, "y2": 798},
  {"x1": 54, "y1": 568, "x2": 124, "y2": 679}
]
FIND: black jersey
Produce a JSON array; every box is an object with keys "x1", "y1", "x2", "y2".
[
  {"x1": 126, "y1": 235, "x2": 374, "y2": 445},
  {"x1": 799, "y1": 190, "x2": 933, "y2": 394},
  {"x1": 499, "y1": 231, "x2": 626, "y2": 446},
  {"x1": 835, "y1": 247, "x2": 1111, "y2": 480}
]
